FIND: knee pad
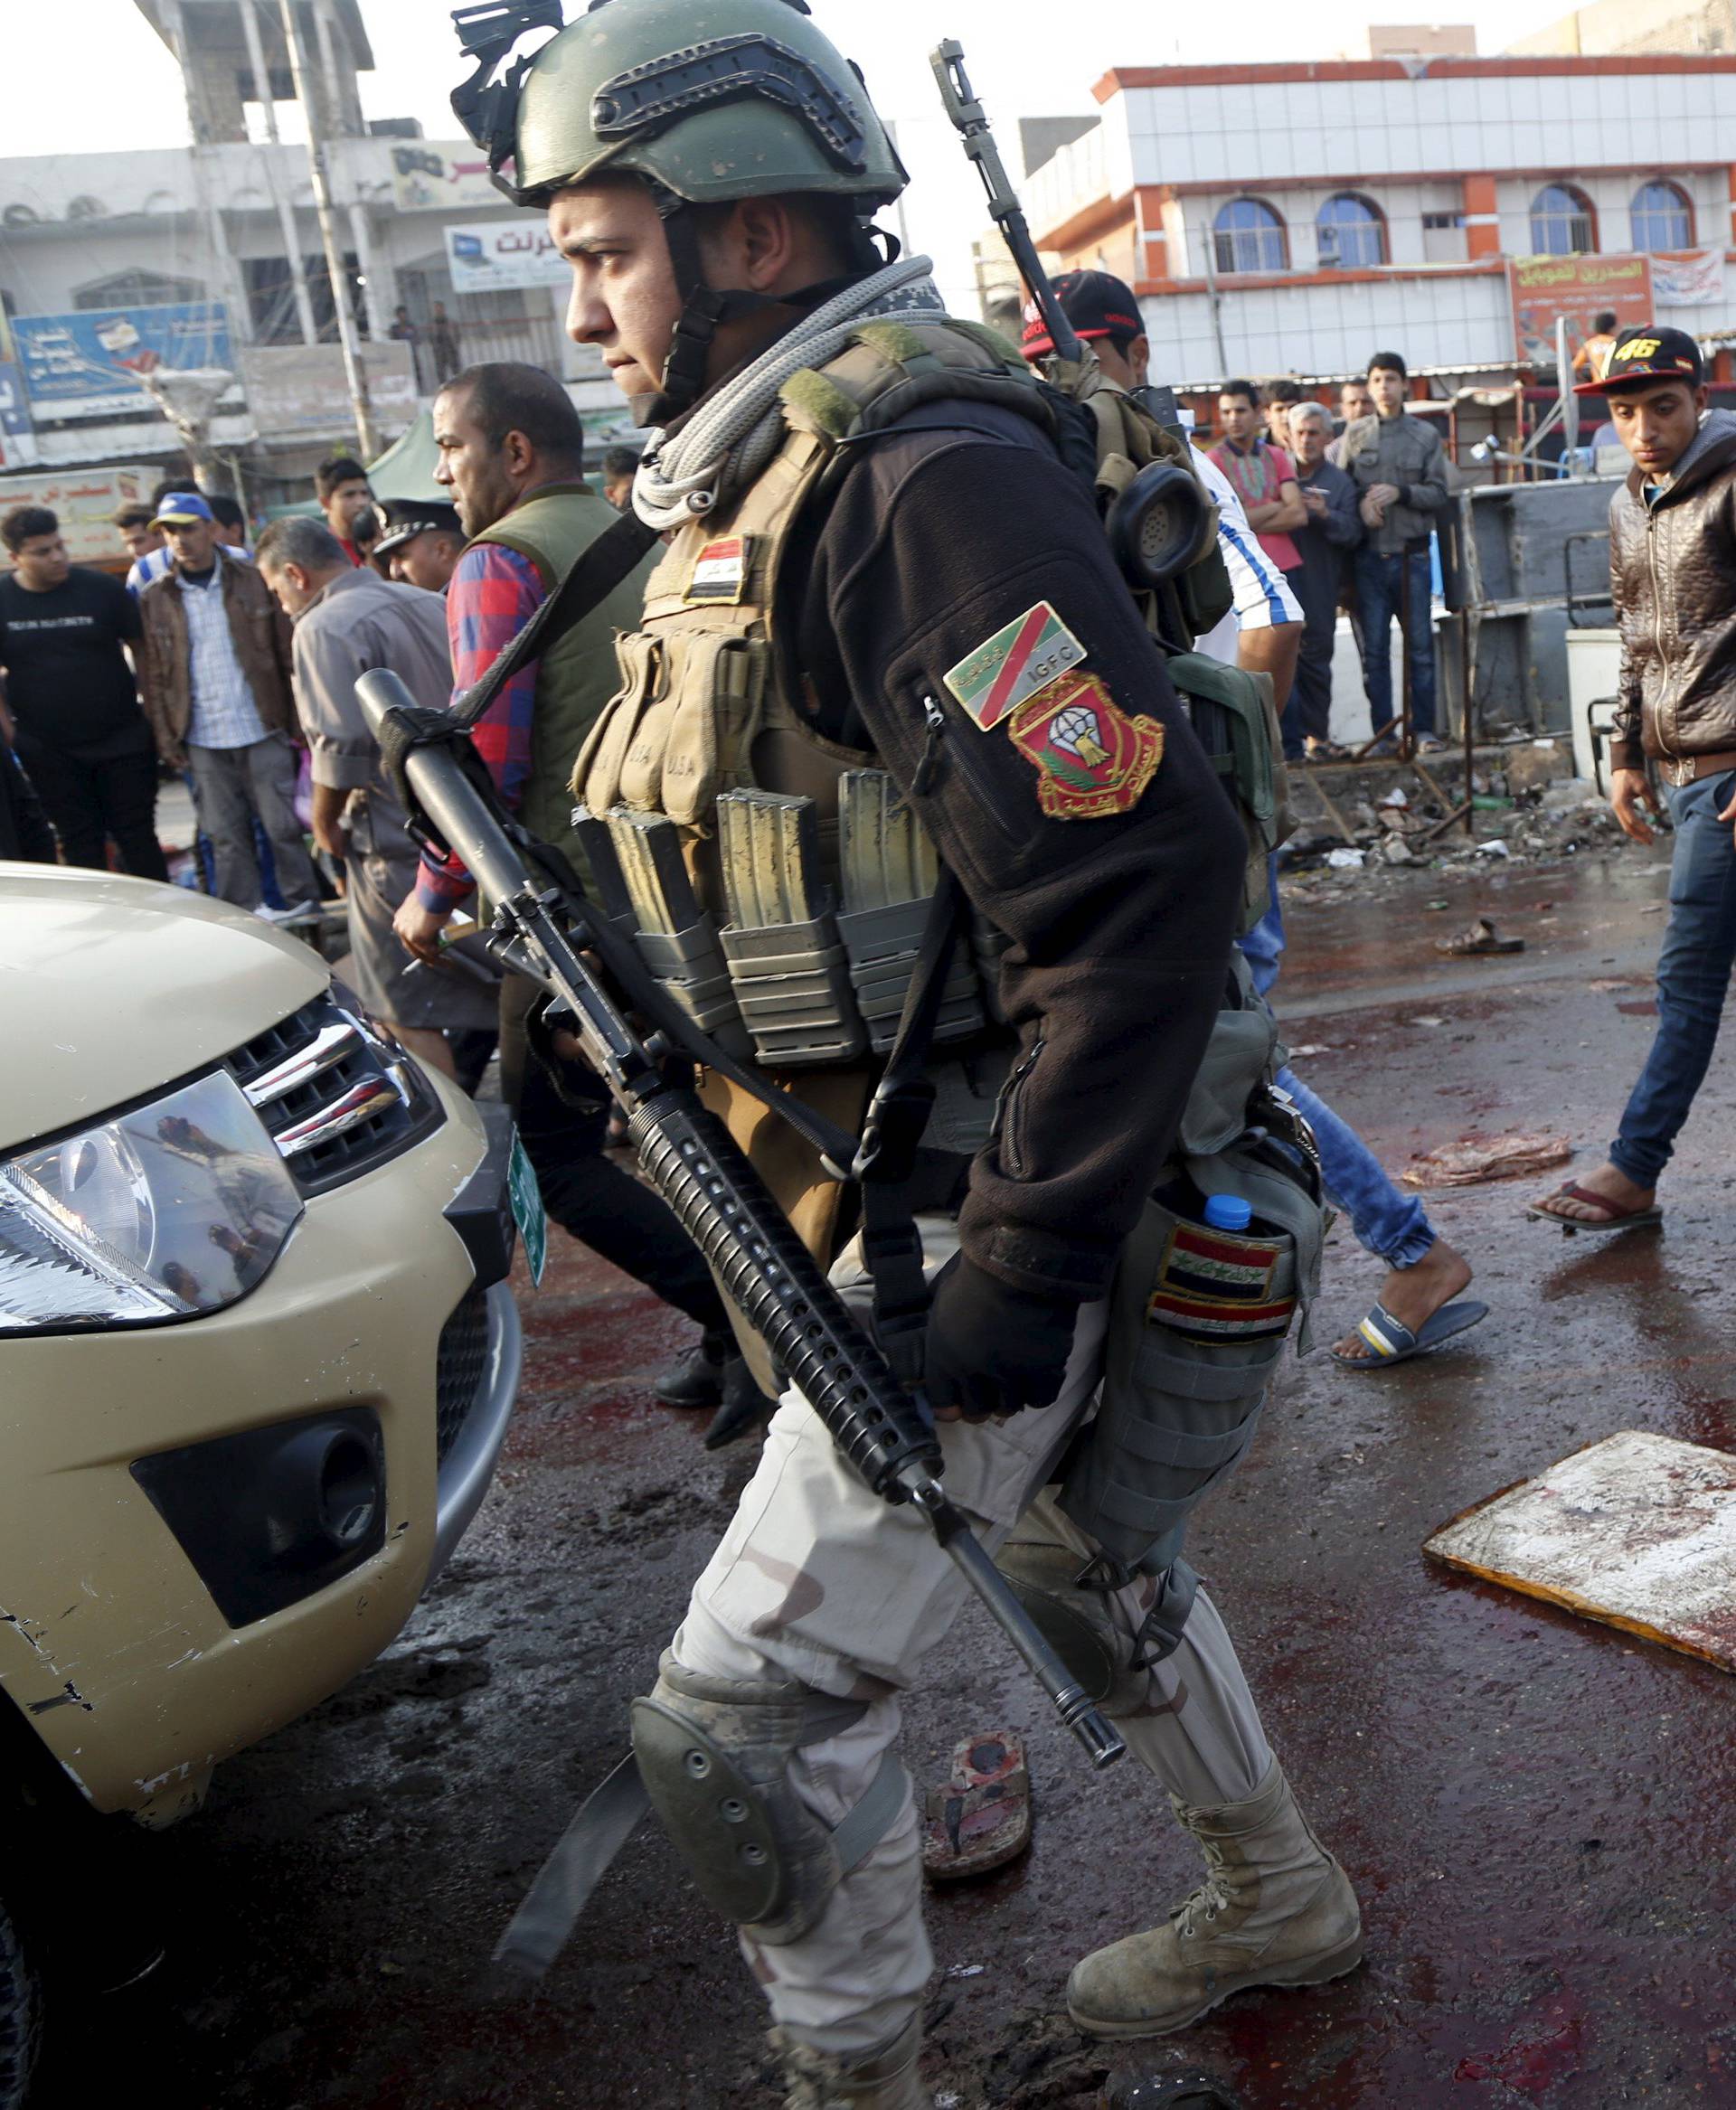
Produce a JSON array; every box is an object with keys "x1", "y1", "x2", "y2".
[{"x1": 631, "y1": 1651, "x2": 906, "y2": 1947}]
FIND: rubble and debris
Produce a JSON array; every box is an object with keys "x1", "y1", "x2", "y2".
[
  {"x1": 1477, "y1": 839, "x2": 1512, "y2": 858},
  {"x1": 1400, "y1": 1132, "x2": 1573, "y2": 1188},
  {"x1": 1426, "y1": 1432, "x2": 1736, "y2": 1672},
  {"x1": 1326, "y1": 848, "x2": 1365, "y2": 868}
]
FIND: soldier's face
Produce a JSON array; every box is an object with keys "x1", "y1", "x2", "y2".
[{"x1": 551, "y1": 178, "x2": 684, "y2": 410}]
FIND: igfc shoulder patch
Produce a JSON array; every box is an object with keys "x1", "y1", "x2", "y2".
[
  {"x1": 1007, "y1": 671, "x2": 1165, "y2": 821},
  {"x1": 943, "y1": 601, "x2": 1087, "y2": 730}
]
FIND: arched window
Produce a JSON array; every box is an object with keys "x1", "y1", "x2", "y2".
[
  {"x1": 1529, "y1": 184, "x2": 1595, "y2": 256},
  {"x1": 1212, "y1": 198, "x2": 1288, "y2": 275},
  {"x1": 1316, "y1": 193, "x2": 1387, "y2": 269},
  {"x1": 1631, "y1": 180, "x2": 1693, "y2": 251}
]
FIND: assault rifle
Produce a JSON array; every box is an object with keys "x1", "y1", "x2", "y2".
[{"x1": 357, "y1": 671, "x2": 1124, "y2": 1960}]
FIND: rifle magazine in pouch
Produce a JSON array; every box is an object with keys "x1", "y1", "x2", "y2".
[
  {"x1": 1058, "y1": 1192, "x2": 1296, "y2": 1597},
  {"x1": 720, "y1": 916, "x2": 864, "y2": 1069},
  {"x1": 836, "y1": 896, "x2": 983, "y2": 1053},
  {"x1": 634, "y1": 920, "x2": 754, "y2": 1060}
]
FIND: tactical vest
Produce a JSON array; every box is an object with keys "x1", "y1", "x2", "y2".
[
  {"x1": 471, "y1": 481, "x2": 656, "y2": 871},
  {"x1": 570, "y1": 320, "x2": 1288, "y2": 1277},
  {"x1": 572, "y1": 318, "x2": 1054, "y2": 1058}
]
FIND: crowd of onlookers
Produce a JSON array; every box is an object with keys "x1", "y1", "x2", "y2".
[{"x1": 1205, "y1": 352, "x2": 1451, "y2": 760}]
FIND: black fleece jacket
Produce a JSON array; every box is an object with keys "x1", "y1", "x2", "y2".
[{"x1": 783, "y1": 401, "x2": 1244, "y2": 1301}]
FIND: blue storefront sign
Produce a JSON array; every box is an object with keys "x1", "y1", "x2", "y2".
[{"x1": 13, "y1": 304, "x2": 233, "y2": 418}]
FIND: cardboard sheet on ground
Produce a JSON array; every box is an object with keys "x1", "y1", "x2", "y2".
[{"x1": 1425, "y1": 1431, "x2": 1736, "y2": 1670}]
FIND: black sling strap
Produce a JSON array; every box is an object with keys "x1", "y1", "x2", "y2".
[{"x1": 451, "y1": 508, "x2": 660, "y2": 730}]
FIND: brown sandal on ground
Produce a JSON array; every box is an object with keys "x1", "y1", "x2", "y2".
[
  {"x1": 1436, "y1": 917, "x2": 1525, "y2": 956},
  {"x1": 921, "y1": 1730, "x2": 1032, "y2": 1882},
  {"x1": 1525, "y1": 1182, "x2": 1664, "y2": 1235}
]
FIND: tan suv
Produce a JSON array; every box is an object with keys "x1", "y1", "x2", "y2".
[{"x1": 0, "y1": 862, "x2": 524, "y2": 2104}]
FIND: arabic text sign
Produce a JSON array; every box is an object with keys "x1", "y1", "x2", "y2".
[
  {"x1": 14, "y1": 304, "x2": 233, "y2": 416},
  {"x1": 0, "y1": 466, "x2": 155, "y2": 568},
  {"x1": 392, "y1": 142, "x2": 505, "y2": 212},
  {"x1": 1509, "y1": 254, "x2": 1652, "y2": 369},
  {"x1": 444, "y1": 221, "x2": 571, "y2": 296},
  {"x1": 1652, "y1": 246, "x2": 1724, "y2": 308}
]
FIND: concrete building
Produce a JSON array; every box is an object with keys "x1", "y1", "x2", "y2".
[
  {"x1": 1021, "y1": 53, "x2": 1736, "y2": 386},
  {"x1": 0, "y1": 0, "x2": 619, "y2": 498}
]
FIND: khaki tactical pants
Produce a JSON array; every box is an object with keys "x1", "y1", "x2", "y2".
[{"x1": 669, "y1": 1218, "x2": 1274, "y2": 2055}]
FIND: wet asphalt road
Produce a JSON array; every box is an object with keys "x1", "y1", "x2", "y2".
[{"x1": 36, "y1": 835, "x2": 1736, "y2": 2110}]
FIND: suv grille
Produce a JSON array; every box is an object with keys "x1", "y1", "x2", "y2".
[
  {"x1": 434, "y1": 1281, "x2": 492, "y2": 1466},
  {"x1": 229, "y1": 994, "x2": 443, "y2": 1196}
]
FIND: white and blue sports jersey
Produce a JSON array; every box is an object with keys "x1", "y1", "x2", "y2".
[{"x1": 1190, "y1": 444, "x2": 1301, "y2": 664}]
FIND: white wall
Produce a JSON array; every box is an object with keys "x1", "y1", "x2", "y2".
[
  {"x1": 1144, "y1": 271, "x2": 1516, "y2": 383},
  {"x1": 1119, "y1": 64, "x2": 1736, "y2": 190}
]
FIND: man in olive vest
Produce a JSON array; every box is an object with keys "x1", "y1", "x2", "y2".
[
  {"x1": 392, "y1": 361, "x2": 769, "y2": 1431},
  {"x1": 450, "y1": 4, "x2": 1362, "y2": 2102}
]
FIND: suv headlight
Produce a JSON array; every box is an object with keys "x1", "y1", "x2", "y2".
[{"x1": 0, "y1": 1071, "x2": 303, "y2": 1335}]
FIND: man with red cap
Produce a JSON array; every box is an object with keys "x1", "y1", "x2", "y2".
[{"x1": 1532, "y1": 326, "x2": 1736, "y2": 1232}]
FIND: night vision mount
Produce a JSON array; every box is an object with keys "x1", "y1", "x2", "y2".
[{"x1": 450, "y1": 0, "x2": 564, "y2": 194}]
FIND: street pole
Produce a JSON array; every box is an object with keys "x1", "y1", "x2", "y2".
[
  {"x1": 277, "y1": 0, "x2": 379, "y2": 458},
  {"x1": 239, "y1": 0, "x2": 317, "y2": 344},
  {"x1": 1201, "y1": 223, "x2": 1229, "y2": 377}
]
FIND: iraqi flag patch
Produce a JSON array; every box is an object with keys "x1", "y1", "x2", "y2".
[
  {"x1": 1007, "y1": 672, "x2": 1164, "y2": 821},
  {"x1": 943, "y1": 601, "x2": 1087, "y2": 730},
  {"x1": 1147, "y1": 1220, "x2": 1294, "y2": 1341},
  {"x1": 684, "y1": 534, "x2": 752, "y2": 604}
]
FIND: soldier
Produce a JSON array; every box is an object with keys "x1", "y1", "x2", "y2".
[{"x1": 466, "y1": 1, "x2": 1362, "y2": 2098}]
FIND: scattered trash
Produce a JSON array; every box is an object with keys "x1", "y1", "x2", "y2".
[
  {"x1": 1477, "y1": 839, "x2": 1511, "y2": 858},
  {"x1": 1380, "y1": 786, "x2": 1410, "y2": 808},
  {"x1": 1435, "y1": 917, "x2": 1525, "y2": 956},
  {"x1": 1288, "y1": 1043, "x2": 1331, "y2": 1058},
  {"x1": 1381, "y1": 836, "x2": 1418, "y2": 866},
  {"x1": 946, "y1": 1963, "x2": 986, "y2": 1980},
  {"x1": 1326, "y1": 848, "x2": 1365, "y2": 868},
  {"x1": 1400, "y1": 1131, "x2": 1573, "y2": 1188},
  {"x1": 1412, "y1": 1014, "x2": 1448, "y2": 1027},
  {"x1": 1427, "y1": 899, "x2": 1450, "y2": 910},
  {"x1": 1426, "y1": 1432, "x2": 1736, "y2": 1672}
]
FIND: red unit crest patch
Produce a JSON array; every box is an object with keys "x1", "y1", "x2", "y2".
[{"x1": 1006, "y1": 672, "x2": 1165, "y2": 821}]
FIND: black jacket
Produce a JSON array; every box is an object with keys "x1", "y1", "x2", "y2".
[{"x1": 784, "y1": 400, "x2": 1245, "y2": 1301}]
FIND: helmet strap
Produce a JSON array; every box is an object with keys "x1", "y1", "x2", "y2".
[{"x1": 638, "y1": 192, "x2": 881, "y2": 427}]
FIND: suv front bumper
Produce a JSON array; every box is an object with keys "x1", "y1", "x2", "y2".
[{"x1": 0, "y1": 1074, "x2": 521, "y2": 1824}]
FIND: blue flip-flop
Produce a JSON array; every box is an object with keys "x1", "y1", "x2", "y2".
[{"x1": 1330, "y1": 1298, "x2": 1490, "y2": 1371}]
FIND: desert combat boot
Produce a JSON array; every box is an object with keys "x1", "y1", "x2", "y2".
[
  {"x1": 770, "y1": 2017, "x2": 930, "y2": 2108},
  {"x1": 1066, "y1": 1760, "x2": 1363, "y2": 2037}
]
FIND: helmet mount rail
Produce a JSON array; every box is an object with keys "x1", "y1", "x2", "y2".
[{"x1": 594, "y1": 34, "x2": 870, "y2": 172}]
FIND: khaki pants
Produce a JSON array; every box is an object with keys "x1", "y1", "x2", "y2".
[{"x1": 668, "y1": 1217, "x2": 1274, "y2": 2054}]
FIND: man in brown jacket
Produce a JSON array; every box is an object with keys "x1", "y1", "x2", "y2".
[
  {"x1": 137, "y1": 491, "x2": 321, "y2": 920},
  {"x1": 1533, "y1": 326, "x2": 1736, "y2": 1231}
]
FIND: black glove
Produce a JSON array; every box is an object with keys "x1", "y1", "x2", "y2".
[{"x1": 923, "y1": 1253, "x2": 1081, "y2": 1421}]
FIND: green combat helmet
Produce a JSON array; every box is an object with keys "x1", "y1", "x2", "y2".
[{"x1": 450, "y1": 0, "x2": 909, "y2": 415}]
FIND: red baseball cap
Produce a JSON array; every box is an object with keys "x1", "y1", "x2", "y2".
[{"x1": 1021, "y1": 269, "x2": 1143, "y2": 360}]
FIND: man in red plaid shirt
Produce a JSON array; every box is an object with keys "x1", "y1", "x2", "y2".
[{"x1": 394, "y1": 363, "x2": 772, "y2": 1440}]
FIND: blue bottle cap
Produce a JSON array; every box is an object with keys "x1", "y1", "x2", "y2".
[{"x1": 1202, "y1": 1193, "x2": 1253, "y2": 1232}]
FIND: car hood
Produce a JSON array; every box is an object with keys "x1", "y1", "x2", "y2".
[{"x1": 0, "y1": 865, "x2": 328, "y2": 1154}]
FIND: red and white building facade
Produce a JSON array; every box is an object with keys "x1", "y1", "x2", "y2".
[{"x1": 1024, "y1": 55, "x2": 1736, "y2": 383}]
